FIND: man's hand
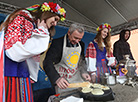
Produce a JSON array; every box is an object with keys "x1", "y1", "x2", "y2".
[
  {"x1": 91, "y1": 73, "x2": 97, "y2": 83},
  {"x1": 82, "y1": 73, "x2": 91, "y2": 81},
  {"x1": 56, "y1": 77, "x2": 69, "y2": 89}
]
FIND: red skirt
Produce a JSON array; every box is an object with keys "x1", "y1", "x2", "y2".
[
  {"x1": 4, "y1": 77, "x2": 34, "y2": 102},
  {"x1": 96, "y1": 60, "x2": 112, "y2": 83}
]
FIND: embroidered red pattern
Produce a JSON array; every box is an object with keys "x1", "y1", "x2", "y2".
[
  {"x1": 4, "y1": 15, "x2": 33, "y2": 50},
  {"x1": 85, "y1": 42, "x2": 96, "y2": 58},
  {"x1": 4, "y1": 10, "x2": 48, "y2": 50},
  {"x1": 18, "y1": 11, "x2": 34, "y2": 22}
]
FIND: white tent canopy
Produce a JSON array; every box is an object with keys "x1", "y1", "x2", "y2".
[{"x1": 1, "y1": 0, "x2": 138, "y2": 35}]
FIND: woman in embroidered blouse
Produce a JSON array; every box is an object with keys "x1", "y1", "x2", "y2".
[
  {"x1": 0, "y1": 2, "x2": 66, "y2": 102},
  {"x1": 85, "y1": 23, "x2": 116, "y2": 83}
]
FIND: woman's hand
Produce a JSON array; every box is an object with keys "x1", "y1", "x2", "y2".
[
  {"x1": 37, "y1": 19, "x2": 48, "y2": 29},
  {"x1": 82, "y1": 73, "x2": 91, "y2": 81},
  {"x1": 55, "y1": 77, "x2": 69, "y2": 89}
]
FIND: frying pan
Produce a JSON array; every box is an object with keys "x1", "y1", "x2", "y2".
[{"x1": 79, "y1": 87, "x2": 115, "y2": 101}]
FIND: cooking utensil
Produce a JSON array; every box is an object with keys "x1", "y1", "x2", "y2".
[
  {"x1": 68, "y1": 81, "x2": 91, "y2": 88},
  {"x1": 119, "y1": 54, "x2": 137, "y2": 87},
  {"x1": 59, "y1": 91, "x2": 79, "y2": 98},
  {"x1": 53, "y1": 88, "x2": 81, "y2": 101},
  {"x1": 79, "y1": 87, "x2": 115, "y2": 101}
]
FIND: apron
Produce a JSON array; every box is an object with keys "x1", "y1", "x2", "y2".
[{"x1": 55, "y1": 35, "x2": 84, "y2": 93}]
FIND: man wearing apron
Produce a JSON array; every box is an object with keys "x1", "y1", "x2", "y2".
[{"x1": 43, "y1": 23, "x2": 91, "y2": 93}]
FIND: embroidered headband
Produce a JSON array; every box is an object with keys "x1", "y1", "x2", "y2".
[
  {"x1": 26, "y1": 2, "x2": 66, "y2": 21},
  {"x1": 96, "y1": 23, "x2": 111, "y2": 32}
]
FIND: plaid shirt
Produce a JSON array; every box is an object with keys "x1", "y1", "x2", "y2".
[{"x1": 85, "y1": 41, "x2": 116, "y2": 72}]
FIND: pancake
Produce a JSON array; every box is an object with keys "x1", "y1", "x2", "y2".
[
  {"x1": 100, "y1": 85, "x2": 110, "y2": 90},
  {"x1": 91, "y1": 83, "x2": 103, "y2": 88},
  {"x1": 91, "y1": 89, "x2": 104, "y2": 95},
  {"x1": 81, "y1": 87, "x2": 93, "y2": 93}
]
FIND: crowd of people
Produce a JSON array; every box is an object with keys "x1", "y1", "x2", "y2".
[{"x1": 0, "y1": 1, "x2": 136, "y2": 102}]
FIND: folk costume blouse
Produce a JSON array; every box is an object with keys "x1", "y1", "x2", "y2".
[
  {"x1": 4, "y1": 10, "x2": 50, "y2": 81},
  {"x1": 85, "y1": 41, "x2": 116, "y2": 73}
]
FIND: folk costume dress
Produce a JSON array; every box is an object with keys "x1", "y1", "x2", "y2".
[
  {"x1": 3, "y1": 10, "x2": 50, "y2": 102},
  {"x1": 85, "y1": 41, "x2": 116, "y2": 83}
]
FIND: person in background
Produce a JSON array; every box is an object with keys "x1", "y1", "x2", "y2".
[
  {"x1": 113, "y1": 29, "x2": 135, "y2": 63},
  {"x1": 0, "y1": 1, "x2": 66, "y2": 102},
  {"x1": 43, "y1": 23, "x2": 91, "y2": 93},
  {"x1": 85, "y1": 23, "x2": 116, "y2": 83}
]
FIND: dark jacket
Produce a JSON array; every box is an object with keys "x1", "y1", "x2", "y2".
[
  {"x1": 43, "y1": 34, "x2": 86, "y2": 86},
  {"x1": 113, "y1": 30, "x2": 134, "y2": 63}
]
